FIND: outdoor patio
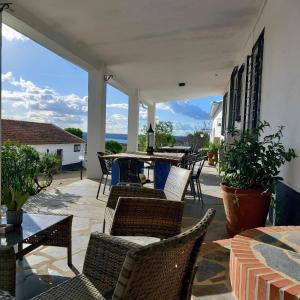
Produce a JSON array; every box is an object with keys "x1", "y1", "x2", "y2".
[{"x1": 14, "y1": 164, "x2": 232, "y2": 300}]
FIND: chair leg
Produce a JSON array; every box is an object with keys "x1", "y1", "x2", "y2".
[
  {"x1": 96, "y1": 174, "x2": 103, "y2": 199},
  {"x1": 102, "y1": 219, "x2": 106, "y2": 233},
  {"x1": 197, "y1": 179, "x2": 204, "y2": 208},
  {"x1": 103, "y1": 174, "x2": 108, "y2": 194},
  {"x1": 190, "y1": 179, "x2": 196, "y2": 200},
  {"x1": 109, "y1": 175, "x2": 112, "y2": 190}
]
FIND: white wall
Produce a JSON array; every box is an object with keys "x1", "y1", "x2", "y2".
[
  {"x1": 210, "y1": 109, "x2": 223, "y2": 142},
  {"x1": 227, "y1": 0, "x2": 300, "y2": 192},
  {"x1": 32, "y1": 143, "x2": 86, "y2": 166}
]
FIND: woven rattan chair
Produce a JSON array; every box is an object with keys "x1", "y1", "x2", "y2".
[
  {"x1": 103, "y1": 166, "x2": 191, "y2": 233},
  {"x1": 31, "y1": 208, "x2": 216, "y2": 300}
]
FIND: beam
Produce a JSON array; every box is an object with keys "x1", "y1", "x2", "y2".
[
  {"x1": 127, "y1": 90, "x2": 139, "y2": 152},
  {"x1": 87, "y1": 67, "x2": 106, "y2": 179}
]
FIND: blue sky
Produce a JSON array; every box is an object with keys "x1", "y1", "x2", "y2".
[{"x1": 2, "y1": 24, "x2": 222, "y2": 136}]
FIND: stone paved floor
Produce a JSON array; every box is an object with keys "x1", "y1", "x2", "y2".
[{"x1": 15, "y1": 164, "x2": 233, "y2": 299}]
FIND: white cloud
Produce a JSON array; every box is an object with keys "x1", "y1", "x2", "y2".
[
  {"x1": 157, "y1": 102, "x2": 173, "y2": 112},
  {"x1": 2, "y1": 24, "x2": 29, "y2": 42},
  {"x1": 107, "y1": 103, "x2": 128, "y2": 109},
  {"x1": 2, "y1": 72, "x2": 88, "y2": 130}
]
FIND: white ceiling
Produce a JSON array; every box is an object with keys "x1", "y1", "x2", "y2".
[{"x1": 5, "y1": 0, "x2": 264, "y2": 103}]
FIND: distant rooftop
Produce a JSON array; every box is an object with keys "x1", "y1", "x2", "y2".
[
  {"x1": 210, "y1": 101, "x2": 223, "y2": 119},
  {"x1": 2, "y1": 119, "x2": 85, "y2": 145}
]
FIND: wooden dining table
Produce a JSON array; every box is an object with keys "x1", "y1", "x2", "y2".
[{"x1": 101, "y1": 152, "x2": 185, "y2": 189}]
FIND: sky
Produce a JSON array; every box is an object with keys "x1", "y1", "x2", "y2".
[{"x1": 2, "y1": 24, "x2": 222, "y2": 136}]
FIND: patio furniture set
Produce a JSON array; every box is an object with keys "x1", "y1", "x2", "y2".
[{"x1": 0, "y1": 151, "x2": 213, "y2": 299}]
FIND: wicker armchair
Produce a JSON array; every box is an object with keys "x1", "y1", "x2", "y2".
[
  {"x1": 31, "y1": 208, "x2": 216, "y2": 300},
  {"x1": 103, "y1": 166, "x2": 191, "y2": 233}
]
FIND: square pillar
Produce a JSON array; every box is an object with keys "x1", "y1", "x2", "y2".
[
  {"x1": 127, "y1": 90, "x2": 139, "y2": 152},
  {"x1": 87, "y1": 67, "x2": 106, "y2": 179},
  {"x1": 147, "y1": 103, "x2": 156, "y2": 130}
]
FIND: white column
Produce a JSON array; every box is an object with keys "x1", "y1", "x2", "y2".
[
  {"x1": 0, "y1": 11, "x2": 2, "y2": 213},
  {"x1": 147, "y1": 103, "x2": 156, "y2": 130},
  {"x1": 127, "y1": 90, "x2": 139, "y2": 152},
  {"x1": 87, "y1": 67, "x2": 106, "y2": 179}
]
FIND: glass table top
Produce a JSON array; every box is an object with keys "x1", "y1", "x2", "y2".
[{"x1": 0, "y1": 213, "x2": 69, "y2": 247}]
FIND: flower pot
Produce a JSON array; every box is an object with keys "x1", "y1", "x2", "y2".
[
  {"x1": 6, "y1": 209, "x2": 23, "y2": 226},
  {"x1": 207, "y1": 151, "x2": 215, "y2": 166},
  {"x1": 220, "y1": 183, "x2": 271, "y2": 237}
]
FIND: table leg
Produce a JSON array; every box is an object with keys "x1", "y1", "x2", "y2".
[
  {"x1": 18, "y1": 242, "x2": 23, "y2": 261},
  {"x1": 67, "y1": 243, "x2": 72, "y2": 267}
]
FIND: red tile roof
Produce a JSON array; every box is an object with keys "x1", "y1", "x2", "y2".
[{"x1": 2, "y1": 119, "x2": 85, "y2": 145}]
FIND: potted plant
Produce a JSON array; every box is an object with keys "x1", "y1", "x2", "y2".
[
  {"x1": 207, "y1": 142, "x2": 218, "y2": 166},
  {"x1": 220, "y1": 121, "x2": 296, "y2": 237},
  {"x1": 3, "y1": 187, "x2": 29, "y2": 226}
]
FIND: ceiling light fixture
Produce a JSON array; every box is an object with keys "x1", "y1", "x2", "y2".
[{"x1": 178, "y1": 82, "x2": 186, "y2": 87}]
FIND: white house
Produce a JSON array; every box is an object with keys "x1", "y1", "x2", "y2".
[
  {"x1": 2, "y1": 119, "x2": 86, "y2": 170},
  {"x1": 220, "y1": 0, "x2": 300, "y2": 225},
  {"x1": 210, "y1": 101, "x2": 223, "y2": 143}
]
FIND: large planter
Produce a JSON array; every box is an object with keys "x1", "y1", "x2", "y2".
[
  {"x1": 207, "y1": 151, "x2": 215, "y2": 166},
  {"x1": 6, "y1": 209, "x2": 23, "y2": 226},
  {"x1": 220, "y1": 183, "x2": 271, "y2": 237}
]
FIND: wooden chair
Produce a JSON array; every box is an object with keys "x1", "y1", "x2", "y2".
[
  {"x1": 29, "y1": 209, "x2": 216, "y2": 300},
  {"x1": 103, "y1": 165, "x2": 191, "y2": 233}
]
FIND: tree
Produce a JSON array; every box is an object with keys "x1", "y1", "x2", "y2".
[
  {"x1": 138, "y1": 121, "x2": 176, "y2": 150},
  {"x1": 65, "y1": 127, "x2": 83, "y2": 138}
]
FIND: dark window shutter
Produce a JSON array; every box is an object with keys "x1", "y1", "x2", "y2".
[
  {"x1": 235, "y1": 64, "x2": 245, "y2": 122},
  {"x1": 221, "y1": 92, "x2": 228, "y2": 135},
  {"x1": 243, "y1": 55, "x2": 252, "y2": 132},
  {"x1": 228, "y1": 66, "x2": 238, "y2": 129},
  {"x1": 248, "y1": 30, "x2": 264, "y2": 130}
]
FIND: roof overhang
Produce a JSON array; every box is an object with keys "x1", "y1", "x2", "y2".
[{"x1": 3, "y1": 0, "x2": 264, "y2": 103}]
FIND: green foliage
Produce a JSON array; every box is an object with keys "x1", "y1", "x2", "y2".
[
  {"x1": 65, "y1": 127, "x2": 83, "y2": 138},
  {"x1": 1, "y1": 142, "x2": 60, "y2": 197},
  {"x1": 208, "y1": 140, "x2": 221, "y2": 152},
  {"x1": 186, "y1": 131, "x2": 210, "y2": 150},
  {"x1": 2, "y1": 187, "x2": 29, "y2": 211},
  {"x1": 138, "y1": 134, "x2": 147, "y2": 151},
  {"x1": 221, "y1": 121, "x2": 296, "y2": 195},
  {"x1": 37, "y1": 153, "x2": 61, "y2": 191},
  {"x1": 139, "y1": 121, "x2": 176, "y2": 150},
  {"x1": 106, "y1": 140, "x2": 123, "y2": 153},
  {"x1": 155, "y1": 121, "x2": 176, "y2": 147}
]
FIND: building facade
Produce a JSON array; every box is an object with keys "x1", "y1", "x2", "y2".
[
  {"x1": 221, "y1": 0, "x2": 300, "y2": 225},
  {"x1": 210, "y1": 101, "x2": 223, "y2": 143},
  {"x1": 2, "y1": 119, "x2": 86, "y2": 170}
]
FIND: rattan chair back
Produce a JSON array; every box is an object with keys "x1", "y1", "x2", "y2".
[
  {"x1": 113, "y1": 208, "x2": 216, "y2": 300},
  {"x1": 163, "y1": 166, "x2": 191, "y2": 201},
  {"x1": 97, "y1": 152, "x2": 110, "y2": 175}
]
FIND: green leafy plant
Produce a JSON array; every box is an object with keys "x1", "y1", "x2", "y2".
[
  {"x1": 64, "y1": 127, "x2": 83, "y2": 138},
  {"x1": 106, "y1": 140, "x2": 123, "y2": 153},
  {"x1": 1, "y1": 142, "x2": 60, "y2": 196},
  {"x1": 221, "y1": 121, "x2": 296, "y2": 195},
  {"x1": 2, "y1": 187, "x2": 29, "y2": 211}
]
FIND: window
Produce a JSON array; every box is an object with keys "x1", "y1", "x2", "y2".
[
  {"x1": 228, "y1": 66, "x2": 239, "y2": 128},
  {"x1": 235, "y1": 64, "x2": 245, "y2": 122},
  {"x1": 74, "y1": 144, "x2": 81, "y2": 152},
  {"x1": 247, "y1": 30, "x2": 264, "y2": 130},
  {"x1": 221, "y1": 93, "x2": 228, "y2": 135},
  {"x1": 217, "y1": 118, "x2": 222, "y2": 127}
]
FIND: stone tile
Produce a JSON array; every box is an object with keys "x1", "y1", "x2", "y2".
[{"x1": 16, "y1": 165, "x2": 230, "y2": 300}]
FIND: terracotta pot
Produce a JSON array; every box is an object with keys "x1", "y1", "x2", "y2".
[
  {"x1": 220, "y1": 183, "x2": 271, "y2": 237},
  {"x1": 207, "y1": 151, "x2": 215, "y2": 166}
]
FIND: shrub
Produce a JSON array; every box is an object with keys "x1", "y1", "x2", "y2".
[
  {"x1": 1, "y1": 142, "x2": 60, "y2": 195},
  {"x1": 106, "y1": 140, "x2": 123, "y2": 153}
]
